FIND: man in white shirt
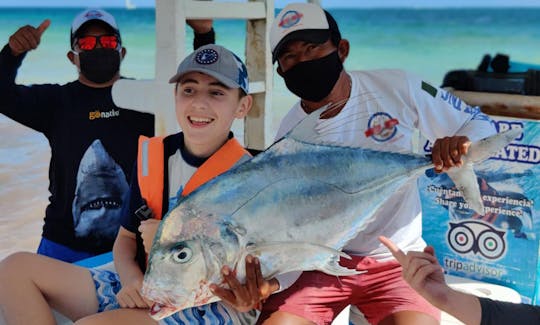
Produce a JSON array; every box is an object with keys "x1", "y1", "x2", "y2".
[{"x1": 257, "y1": 3, "x2": 496, "y2": 325}]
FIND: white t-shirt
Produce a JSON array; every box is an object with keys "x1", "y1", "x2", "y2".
[
  {"x1": 168, "y1": 149, "x2": 197, "y2": 210},
  {"x1": 275, "y1": 69, "x2": 496, "y2": 290}
]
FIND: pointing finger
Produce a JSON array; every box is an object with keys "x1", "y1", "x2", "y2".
[{"x1": 379, "y1": 236, "x2": 407, "y2": 265}]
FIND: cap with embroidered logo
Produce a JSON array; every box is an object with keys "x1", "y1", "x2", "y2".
[
  {"x1": 70, "y1": 8, "x2": 120, "y2": 49},
  {"x1": 270, "y1": 3, "x2": 341, "y2": 63},
  {"x1": 169, "y1": 44, "x2": 249, "y2": 94}
]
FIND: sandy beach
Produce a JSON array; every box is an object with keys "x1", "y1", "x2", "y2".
[{"x1": 0, "y1": 116, "x2": 49, "y2": 259}]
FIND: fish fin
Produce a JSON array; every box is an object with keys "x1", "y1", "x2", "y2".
[
  {"x1": 322, "y1": 255, "x2": 366, "y2": 276},
  {"x1": 246, "y1": 241, "x2": 363, "y2": 277},
  {"x1": 466, "y1": 128, "x2": 521, "y2": 163},
  {"x1": 447, "y1": 164, "x2": 484, "y2": 214},
  {"x1": 286, "y1": 105, "x2": 330, "y2": 144}
]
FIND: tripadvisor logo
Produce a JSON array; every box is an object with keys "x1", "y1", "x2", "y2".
[{"x1": 89, "y1": 109, "x2": 120, "y2": 120}]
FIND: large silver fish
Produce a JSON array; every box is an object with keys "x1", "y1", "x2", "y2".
[{"x1": 142, "y1": 107, "x2": 520, "y2": 319}]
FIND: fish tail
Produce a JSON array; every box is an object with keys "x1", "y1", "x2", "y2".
[
  {"x1": 447, "y1": 128, "x2": 521, "y2": 215},
  {"x1": 466, "y1": 128, "x2": 521, "y2": 163}
]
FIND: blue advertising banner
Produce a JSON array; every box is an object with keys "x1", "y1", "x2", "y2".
[{"x1": 419, "y1": 118, "x2": 539, "y2": 304}]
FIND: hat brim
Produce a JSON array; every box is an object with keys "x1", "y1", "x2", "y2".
[
  {"x1": 272, "y1": 29, "x2": 330, "y2": 63},
  {"x1": 169, "y1": 68, "x2": 241, "y2": 91}
]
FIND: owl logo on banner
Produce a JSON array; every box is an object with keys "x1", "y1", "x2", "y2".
[{"x1": 447, "y1": 220, "x2": 507, "y2": 260}]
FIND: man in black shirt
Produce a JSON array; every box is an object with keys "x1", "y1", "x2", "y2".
[{"x1": 0, "y1": 8, "x2": 215, "y2": 262}]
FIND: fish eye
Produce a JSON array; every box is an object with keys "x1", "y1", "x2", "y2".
[{"x1": 171, "y1": 244, "x2": 193, "y2": 263}]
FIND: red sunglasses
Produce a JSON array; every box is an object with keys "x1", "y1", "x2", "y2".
[{"x1": 76, "y1": 35, "x2": 119, "y2": 51}]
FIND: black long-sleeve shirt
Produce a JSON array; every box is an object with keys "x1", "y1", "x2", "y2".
[
  {"x1": 0, "y1": 44, "x2": 154, "y2": 254},
  {"x1": 479, "y1": 297, "x2": 540, "y2": 325},
  {"x1": 0, "y1": 28, "x2": 215, "y2": 255}
]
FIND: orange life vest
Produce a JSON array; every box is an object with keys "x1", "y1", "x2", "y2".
[{"x1": 137, "y1": 135, "x2": 251, "y2": 219}]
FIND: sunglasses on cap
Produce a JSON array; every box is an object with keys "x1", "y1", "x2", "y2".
[{"x1": 76, "y1": 35, "x2": 120, "y2": 51}]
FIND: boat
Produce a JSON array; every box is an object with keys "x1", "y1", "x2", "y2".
[{"x1": 125, "y1": 0, "x2": 136, "y2": 10}]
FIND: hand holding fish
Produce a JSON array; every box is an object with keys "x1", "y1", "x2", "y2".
[
  {"x1": 431, "y1": 135, "x2": 471, "y2": 173},
  {"x1": 117, "y1": 272, "x2": 153, "y2": 309},
  {"x1": 139, "y1": 219, "x2": 160, "y2": 254},
  {"x1": 209, "y1": 255, "x2": 280, "y2": 312}
]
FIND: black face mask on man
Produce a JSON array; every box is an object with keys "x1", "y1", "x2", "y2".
[
  {"x1": 281, "y1": 50, "x2": 343, "y2": 102},
  {"x1": 75, "y1": 48, "x2": 121, "y2": 84}
]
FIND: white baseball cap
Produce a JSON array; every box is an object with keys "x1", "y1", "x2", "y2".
[
  {"x1": 70, "y1": 8, "x2": 120, "y2": 48},
  {"x1": 270, "y1": 3, "x2": 341, "y2": 62}
]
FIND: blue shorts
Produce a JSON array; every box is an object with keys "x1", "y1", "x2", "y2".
[
  {"x1": 89, "y1": 269, "x2": 259, "y2": 324},
  {"x1": 37, "y1": 238, "x2": 95, "y2": 263},
  {"x1": 88, "y1": 268, "x2": 122, "y2": 312}
]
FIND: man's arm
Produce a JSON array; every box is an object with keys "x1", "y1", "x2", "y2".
[
  {"x1": 0, "y1": 20, "x2": 57, "y2": 132},
  {"x1": 187, "y1": 19, "x2": 215, "y2": 50}
]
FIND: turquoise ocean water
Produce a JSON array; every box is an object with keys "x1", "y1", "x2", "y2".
[
  {"x1": 2, "y1": 7, "x2": 540, "y2": 104},
  {"x1": 1, "y1": 6, "x2": 540, "y2": 258}
]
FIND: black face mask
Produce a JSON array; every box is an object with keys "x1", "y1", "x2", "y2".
[
  {"x1": 77, "y1": 48, "x2": 121, "y2": 84},
  {"x1": 281, "y1": 50, "x2": 343, "y2": 102}
]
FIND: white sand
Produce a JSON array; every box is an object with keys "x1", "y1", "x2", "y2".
[{"x1": 0, "y1": 116, "x2": 49, "y2": 260}]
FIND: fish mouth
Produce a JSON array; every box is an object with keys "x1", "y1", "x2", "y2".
[{"x1": 150, "y1": 302, "x2": 180, "y2": 320}]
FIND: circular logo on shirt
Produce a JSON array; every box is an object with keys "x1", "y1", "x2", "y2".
[
  {"x1": 365, "y1": 112, "x2": 399, "y2": 142},
  {"x1": 195, "y1": 48, "x2": 219, "y2": 65}
]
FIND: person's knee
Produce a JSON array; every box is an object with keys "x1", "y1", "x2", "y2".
[
  {"x1": 73, "y1": 313, "x2": 101, "y2": 325},
  {"x1": 0, "y1": 251, "x2": 36, "y2": 278},
  {"x1": 257, "y1": 310, "x2": 316, "y2": 325},
  {"x1": 379, "y1": 310, "x2": 439, "y2": 325},
  {"x1": 73, "y1": 318, "x2": 90, "y2": 325}
]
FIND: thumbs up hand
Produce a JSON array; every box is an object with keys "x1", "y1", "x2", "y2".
[{"x1": 8, "y1": 19, "x2": 51, "y2": 56}]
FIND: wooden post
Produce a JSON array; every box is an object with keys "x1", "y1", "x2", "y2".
[{"x1": 245, "y1": 0, "x2": 274, "y2": 150}]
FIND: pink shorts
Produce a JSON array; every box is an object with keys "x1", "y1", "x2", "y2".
[{"x1": 260, "y1": 256, "x2": 440, "y2": 325}]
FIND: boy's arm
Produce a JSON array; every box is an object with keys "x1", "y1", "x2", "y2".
[{"x1": 113, "y1": 226, "x2": 151, "y2": 309}]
